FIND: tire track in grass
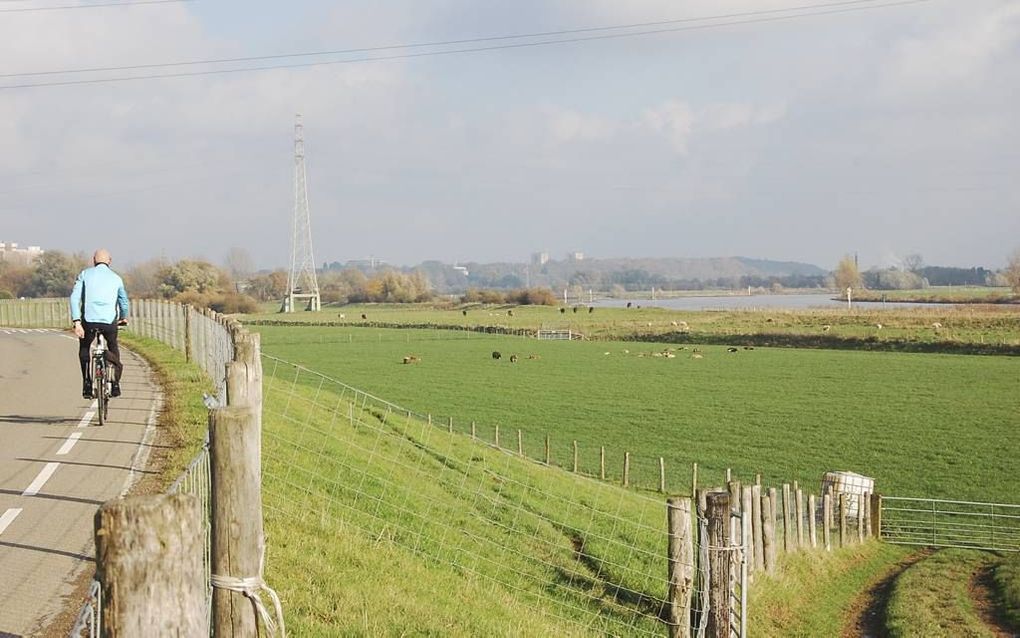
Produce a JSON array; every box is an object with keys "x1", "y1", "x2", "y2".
[
  {"x1": 843, "y1": 548, "x2": 934, "y2": 638},
  {"x1": 969, "y1": 561, "x2": 1017, "y2": 638}
]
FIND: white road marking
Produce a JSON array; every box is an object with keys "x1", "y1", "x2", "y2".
[
  {"x1": 0, "y1": 508, "x2": 23, "y2": 536},
  {"x1": 90, "y1": 399, "x2": 98, "y2": 410},
  {"x1": 23, "y1": 462, "x2": 60, "y2": 496},
  {"x1": 121, "y1": 391, "x2": 162, "y2": 496},
  {"x1": 77, "y1": 411, "x2": 95, "y2": 428},
  {"x1": 56, "y1": 432, "x2": 84, "y2": 455}
]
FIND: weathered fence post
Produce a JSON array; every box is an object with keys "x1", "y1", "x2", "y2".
[
  {"x1": 691, "y1": 463, "x2": 698, "y2": 499},
  {"x1": 518, "y1": 429, "x2": 523, "y2": 456},
  {"x1": 494, "y1": 425, "x2": 500, "y2": 448},
  {"x1": 762, "y1": 492, "x2": 776, "y2": 574},
  {"x1": 545, "y1": 434, "x2": 551, "y2": 465},
  {"x1": 448, "y1": 416, "x2": 453, "y2": 434},
  {"x1": 751, "y1": 484, "x2": 764, "y2": 572},
  {"x1": 600, "y1": 446, "x2": 606, "y2": 480},
  {"x1": 839, "y1": 493, "x2": 848, "y2": 548},
  {"x1": 871, "y1": 493, "x2": 882, "y2": 539},
  {"x1": 471, "y1": 421, "x2": 476, "y2": 440},
  {"x1": 667, "y1": 498, "x2": 694, "y2": 638},
  {"x1": 858, "y1": 494, "x2": 866, "y2": 542},
  {"x1": 823, "y1": 492, "x2": 832, "y2": 551},
  {"x1": 808, "y1": 494, "x2": 818, "y2": 549},
  {"x1": 706, "y1": 492, "x2": 732, "y2": 638},
  {"x1": 623, "y1": 452, "x2": 631, "y2": 487},
  {"x1": 573, "y1": 441, "x2": 578, "y2": 473},
  {"x1": 94, "y1": 494, "x2": 205, "y2": 637},
  {"x1": 741, "y1": 486, "x2": 753, "y2": 575},
  {"x1": 659, "y1": 457, "x2": 666, "y2": 493},
  {"x1": 796, "y1": 487, "x2": 805, "y2": 549},
  {"x1": 782, "y1": 483, "x2": 793, "y2": 552}
]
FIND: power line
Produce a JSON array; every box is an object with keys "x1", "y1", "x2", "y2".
[
  {"x1": 0, "y1": 0, "x2": 190, "y2": 12},
  {"x1": 1, "y1": 0, "x2": 910, "y2": 79},
  {"x1": 0, "y1": 0, "x2": 933, "y2": 90}
]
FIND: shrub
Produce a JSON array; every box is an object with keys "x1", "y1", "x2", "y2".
[{"x1": 209, "y1": 292, "x2": 259, "y2": 314}]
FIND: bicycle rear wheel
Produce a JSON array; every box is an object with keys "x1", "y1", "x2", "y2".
[{"x1": 96, "y1": 364, "x2": 107, "y2": 426}]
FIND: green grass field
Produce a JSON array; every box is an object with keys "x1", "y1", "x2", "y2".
[{"x1": 254, "y1": 325, "x2": 1020, "y2": 504}]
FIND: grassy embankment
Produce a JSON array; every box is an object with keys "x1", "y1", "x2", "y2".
[{"x1": 853, "y1": 286, "x2": 1018, "y2": 305}]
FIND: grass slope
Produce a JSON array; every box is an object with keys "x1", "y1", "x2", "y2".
[{"x1": 254, "y1": 325, "x2": 1020, "y2": 503}]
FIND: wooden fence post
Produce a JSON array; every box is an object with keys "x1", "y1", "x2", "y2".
[
  {"x1": 692, "y1": 463, "x2": 698, "y2": 499},
  {"x1": 782, "y1": 484, "x2": 793, "y2": 553},
  {"x1": 470, "y1": 421, "x2": 476, "y2": 440},
  {"x1": 95, "y1": 494, "x2": 205, "y2": 637},
  {"x1": 761, "y1": 493, "x2": 776, "y2": 574},
  {"x1": 518, "y1": 430, "x2": 523, "y2": 456},
  {"x1": 667, "y1": 498, "x2": 694, "y2": 638},
  {"x1": 573, "y1": 441, "x2": 578, "y2": 473},
  {"x1": 796, "y1": 487, "x2": 805, "y2": 549},
  {"x1": 839, "y1": 493, "x2": 848, "y2": 548},
  {"x1": 871, "y1": 493, "x2": 883, "y2": 539},
  {"x1": 808, "y1": 494, "x2": 818, "y2": 549},
  {"x1": 210, "y1": 405, "x2": 264, "y2": 637},
  {"x1": 659, "y1": 458, "x2": 666, "y2": 493},
  {"x1": 823, "y1": 492, "x2": 832, "y2": 551},
  {"x1": 623, "y1": 452, "x2": 630, "y2": 487},
  {"x1": 545, "y1": 434, "x2": 551, "y2": 465},
  {"x1": 741, "y1": 486, "x2": 753, "y2": 574},
  {"x1": 448, "y1": 416, "x2": 453, "y2": 434},
  {"x1": 495, "y1": 425, "x2": 500, "y2": 448},
  {"x1": 706, "y1": 492, "x2": 732, "y2": 638},
  {"x1": 858, "y1": 494, "x2": 866, "y2": 543},
  {"x1": 600, "y1": 446, "x2": 606, "y2": 480},
  {"x1": 751, "y1": 484, "x2": 764, "y2": 572}
]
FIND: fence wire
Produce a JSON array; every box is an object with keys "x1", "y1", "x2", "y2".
[
  {"x1": 260, "y1": 353, "x2": 706, "y2": 636},
  {"x1": 882, "y1": 497, "x2": 1020, "y2": 552}
]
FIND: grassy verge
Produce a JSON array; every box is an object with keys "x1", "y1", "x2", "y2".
[
  {"x1": 885, "y1": 549, "x2": 999, "y2": 637},
  {"x1": 747, "y1": 541, "x2": 909, "y2": 637},
  {"x1": 120, "y1": 332, "x2": 214, "y2": 490},
  {"x1": 994, "y1": 555, "x2": 1020, "y2": 628}
]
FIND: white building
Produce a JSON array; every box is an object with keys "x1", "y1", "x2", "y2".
[{"x1": 0, "y1": 242, "x2": 44, "y2": 266}]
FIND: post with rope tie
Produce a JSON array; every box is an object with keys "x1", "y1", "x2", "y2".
[
  {"x1": 212, "y1": 329, "x2": 285, "y2": 637},
  {"x1": 705, "y1": 491, "x2": 732, "y2": 638},
  {"x1": 94, "y1": 494, "x2": 205, "y2": 636}
]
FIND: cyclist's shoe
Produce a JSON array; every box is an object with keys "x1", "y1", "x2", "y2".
[
  {"x1": 111, "y1": 382, "x2": 121, "y2": 398},
  {"x1": 83, "y1": 380, "x2": 94, "y2": 399}
]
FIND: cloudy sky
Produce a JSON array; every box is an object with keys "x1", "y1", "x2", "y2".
[{"x1": 1, "y1": 0, "x2": 1018, "y2": 271}]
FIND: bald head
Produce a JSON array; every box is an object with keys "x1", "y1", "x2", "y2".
[{"x1": 93, "y1": 249, "x2": 112, "y2": 266}]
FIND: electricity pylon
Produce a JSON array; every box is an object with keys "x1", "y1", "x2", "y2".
[{"x1": 283, "y1": 114, "x2": 321, "y2": 312}]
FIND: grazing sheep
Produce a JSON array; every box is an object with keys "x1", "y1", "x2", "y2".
[
  {"x1": 743, "y1": 346, "x2": 754, "y2": 350},
  {"x1": 671, "y1": 321, "x2": 678, "y2": 327},
  {"x1": 727, "y1": 347, "x2": 738, "y2": 353},
  {"x1": 876, "y1": 323, "x2": 883, "y2": 330},
  {"x1": 932, "y1": 322, "x2": 942, "y2": 329},
  {"x1": 692, "y1": 347, "x2": 701, "y2": 353},
  {"x1": 338, "y1": 313, "x2": 345, "y2": 319},
  {"x1": 623, "y1": 349, "x2": 629, "y2": 354},
  {"x1": 527, "y1": 354, "x2": 540, "y2": 360},
  {"x1": 509, "y1": 354, "x2": 518, "y2": 363},
  {"x1": 402, "y1": 355, "x2": 421, "y2": 364},
  {"x1": 665, "y1": 353, "x2": 676, "y2": 359},
  {"x1": 604, "y1": 352, "x2": 612, "y2": 356},
  {"x1": 691, "y1": 353, "x2": 704, "y2": 360},
  {"x1": 361, "y1": 313, "x2": 368, "y2": 320},
  {"x1": 492, "y1": 351, "x2": 502, "y2": 360},
  {"x1": 822, "y1": 324, "x2": 831, "y2": 332}
]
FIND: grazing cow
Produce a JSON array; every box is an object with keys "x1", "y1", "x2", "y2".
[
  {"x1": 727, "y1": 347, "x2": 738, "y2": 353},
  {"x1": 361, "y1": 314, "x2": 368, "y2": 320},
  {"x1": 492, "y1": 351, "x2": 502, "y2": 360},
  {"x1": 588, "y1": 306, "x2": 594, "y2": 314},
  {"x1": 572, "y1": 306, "x2": 578, "y2": 313},
  {"x1": 508, "y1": 309, "x2": 514, "y2": 317},
  {"x1": 509, "y1": 354, "x2": 518, "y2": 363},
  {"x1": 560, "y1": 307, "x2": 566, "y2": 314},
  {"x1": 626, "y1": 302, "x2": 632, "y2": 308},
  {"x1": 743, "y1": 346, "x2": 754, "y2": 350},
  {"x1": 462, "y1": 309, "x2": 467, "y2": 316}
]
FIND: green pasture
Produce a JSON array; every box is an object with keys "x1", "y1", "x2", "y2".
[
  {"x1": 244, "y1": 301, "x2": 1020, "y2": 351},
  {"x1": 253, "y1": 325, "x2": 1020, "y2": 504}
]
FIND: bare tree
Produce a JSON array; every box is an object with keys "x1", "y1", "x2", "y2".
[
  {"x1": 833, "y1": 254, "x2": 863, "y2": 292},
  {"x1": 1006, "y1": 249, "x2": 1020, "y2": 295},
  {"x1": 902, "y1": 253, "x2": 924, "y2": 273},
  {"x1": 224, "y1": 247, "x2": 255, "y2": 284}
]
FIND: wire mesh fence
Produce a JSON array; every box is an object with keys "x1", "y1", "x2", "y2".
[{"x1": 259, "y1": 353, "x2": 726, "y2": 635}]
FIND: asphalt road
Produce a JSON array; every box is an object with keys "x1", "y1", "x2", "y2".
[{"x1": 0, "y1": 327, "x2": 160, "y2": 637}]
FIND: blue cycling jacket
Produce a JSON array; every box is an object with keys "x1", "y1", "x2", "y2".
[{"x1": 69, "y1": 264, "x2": 130, "y2": 324}]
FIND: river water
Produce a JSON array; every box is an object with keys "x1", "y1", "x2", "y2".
[{"x1": 591, "y1": 293, "x2": 949, "y2": 311}]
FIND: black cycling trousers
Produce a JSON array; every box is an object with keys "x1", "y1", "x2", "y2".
[{"x1": 79, "y1": 321, "x2": 123, "y2": 383}]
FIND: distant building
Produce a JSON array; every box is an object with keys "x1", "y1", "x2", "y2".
[
  {"x1": 0, "y1": 242, "x2": 44, "y2": 266},
  {"x1": 452, "y1": 265, "x2": 469, "y2": 277},
  {"x1": 531, "y1": 252, "x2": 549, "y2": 266},
  {"x1": 567, "y1": 251, "x2": 585, "y2": 262}
]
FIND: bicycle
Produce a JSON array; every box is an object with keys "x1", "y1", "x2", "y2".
[{"x1": 89, "y1": 321, "x2": 126, "y2": 425}]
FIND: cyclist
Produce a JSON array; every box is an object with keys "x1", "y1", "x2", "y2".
[{"x1": 69, "y1": 248, "x2": 130, "y2": 399}]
